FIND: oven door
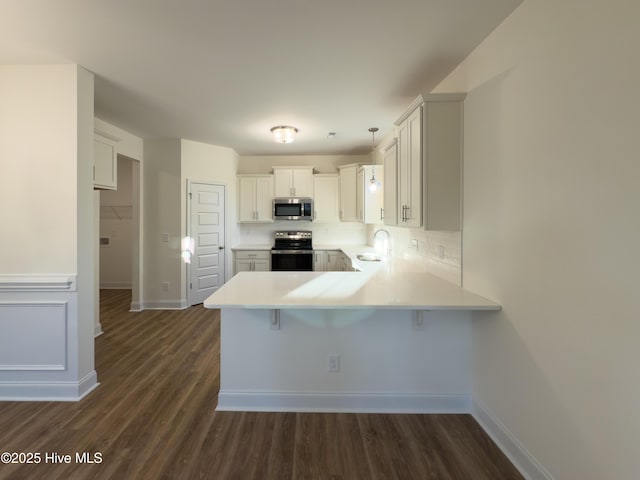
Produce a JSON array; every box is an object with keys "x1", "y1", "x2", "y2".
[{"x1": 271, "y1": 250, "x2": 314, "y2": 271}]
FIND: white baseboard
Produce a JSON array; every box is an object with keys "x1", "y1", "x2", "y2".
[
  {"x1": 129, "y1": 302, "x2": 142, "y2": 312},
  {"x1": 141, "y1": 299, "x2": 188, "y2": 310},
  {"x1": 0, "y1": 370, "x2": 99, "y2": 402},
  {"x1": 472, "y1": 400, "x2": 553, "y2": 480},
  {"x1": 94, "y1": 323, "x2": 103, "y2": 337},
  {"x1": 217, "y1": 391, "x2": 472, "y2": 413}
]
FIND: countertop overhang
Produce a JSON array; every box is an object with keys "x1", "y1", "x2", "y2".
[{"x1": 206, "y1": 247, "x2": 500, "y2": 311}]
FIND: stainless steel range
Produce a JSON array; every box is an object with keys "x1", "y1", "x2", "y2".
[{"x1": 271, "y1": 230, "x2": 313, "y2": 271}]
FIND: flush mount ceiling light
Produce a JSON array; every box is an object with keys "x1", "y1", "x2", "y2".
[
  {"x1": 270, "y1": 125, "x2": 298, "y2": 143},
  {"x1": 368, "y1": 127, "x2": 381, "y2": 192}
]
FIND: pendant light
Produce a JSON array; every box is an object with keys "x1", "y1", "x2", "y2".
[{"x1": 368, "y1": 127, "x2": 381, "y2": 192}]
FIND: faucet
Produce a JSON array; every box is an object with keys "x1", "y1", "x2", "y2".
[{"x1": 373, "y1": 229, "x2": 391, "y2": 257}]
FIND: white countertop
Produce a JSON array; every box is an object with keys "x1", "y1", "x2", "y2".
[
  {"x1": 206, "y1": 246, "x2": 500, "y2": 311},
  {"x1": 231, "y1": 244, "x2": 272, "y2": 250}
]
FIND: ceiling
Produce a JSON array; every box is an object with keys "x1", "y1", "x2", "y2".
[{"x1": 0, "y1": 0, "x2": 523, "y2": 155}]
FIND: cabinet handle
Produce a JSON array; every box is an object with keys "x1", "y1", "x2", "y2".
[
  {"x1": 314, "y1": 210, "x2": 317, "y2": 220},
  {"x1": 380, "y1": 208, "x2": 384, "y2": 221}
]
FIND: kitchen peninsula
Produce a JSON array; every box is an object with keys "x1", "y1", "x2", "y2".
[{"x1": 204, "y1": 248, "x2": 500, "y2": 413}]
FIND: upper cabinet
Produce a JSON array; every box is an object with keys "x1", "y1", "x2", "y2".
[
  {"x1": 94, "y1": 134, "x2": 117, "y2": 190},
  {"x1": 383, "y1": 140, "x2": 398, "y2": 226},
  {"x1": 391, "y1": 93, "x2": 465, "y2": 230},
  {"x1": 237, "y1": 175, "x2": 274, "y2": 223},
  {"x1": 313, "y1": 174, "x2": 340, "y2": 223},
  {"x1": 356, "y1": 165, "x2": 384, "y2": 224},
  {"x1": 273, "y1": 167, "x2": 314, "y2": 197},
  {"x1": 396, "y1": 104, "x2": 422, "y2": 228},
  {"x1": 338, "y1": 164, "x2": 358, "y2": 222}
]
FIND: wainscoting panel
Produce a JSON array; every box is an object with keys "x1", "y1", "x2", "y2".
[{"x1": 0, "y1": 301, "x2": 67, "y2": 371}]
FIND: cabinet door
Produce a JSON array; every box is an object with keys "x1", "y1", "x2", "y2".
[
  {"x1": 424, "y1": 100, "x2": 462, "y2": 231},
  {"x1": 397, "y1": 106, "x2": 422, "y2": 227},
  {"x1": 94, "y1": 137, "x2": 117, "y2": 190},
  {"x1": 235, "y1": 259, "x2": 253, "y2": 274},
  {"x1": 292, "y1": 168, "x2": 313, "y2": 197},
  {"x1": 406, "y1": 106, "x2": 422, "y2": 227},
  {"x1": 253, "y1": 260, "x2": 270, "y2": 272},
  {"x1": 364, "y1": 167, "x2": 384, "y2": 224},
  {"x1": 273, "y1": 169, "x2": 292, "y2": 197},
  {"x1": 339, "y1": 166, "x2": 357, "y2": 222},
  {"x1": 383, "y1": 142, "x2": 398, "y2": 226},
  {"x1": 326, "y1": 251, "x2": 342, "y2": 271},
  {"x1": 313, "y1": 175, "x2": 339, "y2": 222},
  {"x1": 356, "y1": 168, "x2": 364, "y2": 222},
  {"x1": 255, "y1": 176, "x2": 274, "y2": 222},
  {"x1": 238, "y1": 177, "x2": 257, "y2": 222},
  {"x1": 313, "y1": 251, "x2": 327, "y2": 271}
]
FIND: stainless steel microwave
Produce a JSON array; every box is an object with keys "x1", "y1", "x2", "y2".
[{"x1": 272, "y1": 197, "x2": 313, "y2": 221}]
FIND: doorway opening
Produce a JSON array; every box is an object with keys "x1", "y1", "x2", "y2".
[{"x1": 96, "y1": 155, "x2": 142, "y2": 335}]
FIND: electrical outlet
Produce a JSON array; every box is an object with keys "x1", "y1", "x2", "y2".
[
  {"x1": 161, "y1": 233, "x2": 170, "y2": 243},
  {"x1": 409, "y1": 239, "x2": 418, "y2": 249},
  {"x1": 161, "y1": 282, "x2": 169, "y2": 292},
  {"x1": 327, "y1": 354, "x2": 340, "y2": 372}
]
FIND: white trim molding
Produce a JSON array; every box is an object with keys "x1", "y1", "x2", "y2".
[
  {"x1": 0, "y1": 275, "x2": 77, "y2": 292},
  {"x1": 0, "y1": 371, "x2": 99, "y2": 402},
  {"x1": 141, "y1": 300, "x2": 189, "y2": 310},
  {"x1": 217, "y1": 391, "x2": 472, "y2": 414},
  {"x1": 472, "y1": 400, "x2": 554, "y2": 480}
]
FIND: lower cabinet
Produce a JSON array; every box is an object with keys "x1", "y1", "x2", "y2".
[
  {"x1": 313, "y1": 250, "x2": 327, "y2": 271},
  {"x1": 314, "y1": 250, "x2": 346, "y2": 272},
  {"x1": 234, "y1": 250, "x2": 270, "y2": 274}
]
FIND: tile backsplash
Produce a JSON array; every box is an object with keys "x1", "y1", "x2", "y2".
[{"x1": 368, "y1": 225, "x2": 462, "y2": 286}]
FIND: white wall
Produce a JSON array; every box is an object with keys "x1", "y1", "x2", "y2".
[
  {"x1": 434, "y1": 0, "x2": 640, "y2": 478},
  {"x1": 181, "y1": 139, "x2": 240, "y2": 284},
  {"x1": 143, "y1": 139, "x2": 183, "y2": 308},
  {"x1": 0, "y1": 64, "x2": 97, "y2": 400},
  {"x1": 0, "y1": 66, "x2": 79, "y2": 273}
]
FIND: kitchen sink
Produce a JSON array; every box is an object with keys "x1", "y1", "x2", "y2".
[{"x1": 356, "y1": 253, "x2": 383, "y2": 262}]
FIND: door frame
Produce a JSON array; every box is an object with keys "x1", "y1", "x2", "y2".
[{"x1": 186, "y1": 179, "x2": 227, "y2": 307}]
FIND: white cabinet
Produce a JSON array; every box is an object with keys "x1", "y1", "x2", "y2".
[
  {"x1": 338, "y1": 164, "x2": 358, "y2": 222},
  {"x1": 273, "y1": 167, "x2": 314, "y2": 197},
  {"x1": 235, "y1": 250, "x2": 270, "y2": 274},
  {"x1": 356, "y1": 165, "x2": 384, "y2": 224},
  {"x1": 383, "y1": 140, "x2": 398, "y2": 226},
  {"x1": 422, "y1": 96, "x2": 464, "y2": 231},
  {"x1": 340, "y1": 252, "x2": 354, "y2": 271},
  {"x1": 312, "y1": 174, "x2": 340, "y2": 222},
  {"x1": 94, "y1": 135, "x2": 117, "y2": 190},
  {"x1": 392, "y1": 93, "x2": 465, "y2": 230},
  {"x1": 237, "y1": 175, "x2": 274, "y2": 223},
  {"x1": 313, "y1": 250, "x2": 327, "y2": 271},
  {"x1": 326, "y1": 250, "x2": 343, "y2": 271},
  {"x1": 396, "y1": 104, "x2": 422, "y2": 227}
]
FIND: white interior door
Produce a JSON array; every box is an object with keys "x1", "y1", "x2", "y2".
[{"x1": 188, "y1": 181, "x2": 226, "y2": 306}]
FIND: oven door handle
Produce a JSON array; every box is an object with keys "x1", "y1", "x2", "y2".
[{"x1": 271, "y1": 250, "x2": 313, "y2": 255}]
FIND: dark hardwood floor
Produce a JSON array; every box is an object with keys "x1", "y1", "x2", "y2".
[{"x1": 0, "y1": 290, "x2": 522, "y2": 480}]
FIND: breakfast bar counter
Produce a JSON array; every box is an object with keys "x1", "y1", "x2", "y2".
[{"x1": 204, "y1": 249, "x2": 500, "y2": 413}]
